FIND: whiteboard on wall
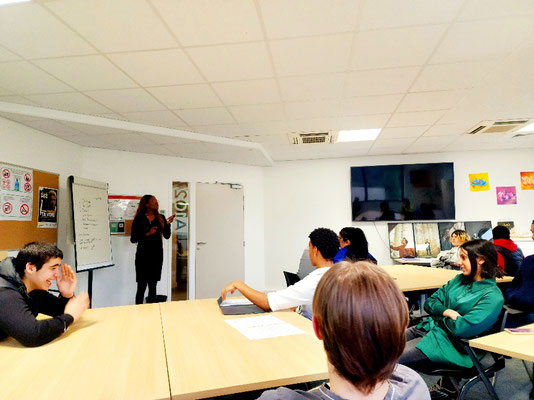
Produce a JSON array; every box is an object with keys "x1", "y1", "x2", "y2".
[{"x1": 70, "y1": 176, "x2": 113, "y2": 272}]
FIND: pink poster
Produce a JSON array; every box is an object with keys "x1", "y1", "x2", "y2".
[{"x1": 496, "y1": 186, "x2": 517, "y2": 205}]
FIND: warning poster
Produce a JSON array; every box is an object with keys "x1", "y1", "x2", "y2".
[{"x1": 0, "y1": 164, "x2": 33, "y2": 221}]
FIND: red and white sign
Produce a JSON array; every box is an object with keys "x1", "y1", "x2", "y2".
[
  {"x1": 3, "y1": 202, "x2": 12, "y2": 214},
  {"x1": 2, "y1": 169, "x2": 10, "y2": 179},
  {"x1": 24, "y1": 173, "x2": 31, "y2": 182},
  {"x1": 20, "y1": 203, "x2": 30, "y2": 215},
  {"x1": 24, "y1": 182, "x2": 32, "y2": 192}
]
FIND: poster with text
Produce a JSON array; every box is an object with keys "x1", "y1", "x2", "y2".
[
  {"x1": 0, "y1": 164, "x2": 33, "y2": 221},
  {"x1": 38, "y1": 187, "x2": 58, "y2": 228},
  {"x1": 496, "y1": 186, "x2": 517, "y2": 205},
  {"x1": 469, "y1": 172, "x2": 490, "y2": 191},
  {"x1": 520, "y1": 172, "x2": 534, "y2": 190}
]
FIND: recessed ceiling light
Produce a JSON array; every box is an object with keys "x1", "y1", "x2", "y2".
[
  {"x1": 337, "y1": 129, "x2": 381, "y2": 143},
  {"x1": 517, "y1": 121, "x2": 534, "y2": 133},
  {"x1": 0, "y1": 0, "x2": 30, "y2": 5}
]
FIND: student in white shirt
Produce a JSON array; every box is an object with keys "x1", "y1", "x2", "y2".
[{"x1": 221, "y1": 228, "x2": 339, "y2": 320}]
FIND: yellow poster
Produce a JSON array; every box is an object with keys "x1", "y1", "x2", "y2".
[
  {"x1": 469, "y1": 173, "x2": 490, "y2": 192},
  {"x1": 520, "y1": 171, "x2": 534, "y2": 190}
]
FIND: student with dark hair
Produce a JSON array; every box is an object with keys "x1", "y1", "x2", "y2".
[
  {"x1": 131, "y1": 194, "x2": 175, "y2": 304},
  {"x1": 333, "y1": 227, "x2": 376, "y2": 264},
  {"x1": 0, "y1": 242, "x2": 89, "y2": 347},
  {"x1": 222, "y1": 228, "x2": 339, "y2": 320},
  {"x1": 492, "y1": 225, "x2": 524, "y2": 276},
  {"x1": 258, "y1": 261, "x2": 430, "y2": 400},
  {"x1": 431, "y1": 229, "x2": 470, "y2": 269},
  {"x1": 399, "y1": 240, "x2": 504, "y2": 397}
]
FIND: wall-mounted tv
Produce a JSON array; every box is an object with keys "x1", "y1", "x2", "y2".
[{"x1": 351, "y1": 162, "x2": 455, "y2": 221}]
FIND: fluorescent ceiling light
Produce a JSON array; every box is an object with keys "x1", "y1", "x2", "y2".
[
  {"x1": 0, "y1": 0, "x2": 31, "y2": 5},
  {"x1": 517, "y1": 121, "x2": 534, "y2": 132},
  {"x1": 337, "y1": 128, "x2": 381, "y2": 142}
]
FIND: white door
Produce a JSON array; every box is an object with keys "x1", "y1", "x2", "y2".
[{"x1": 195, "y1": 182, "x2": 244, "y2": 299}]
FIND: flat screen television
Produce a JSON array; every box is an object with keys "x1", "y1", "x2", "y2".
[{"x1": 351, "y1": 162, "x2": 455, "y2": 221}]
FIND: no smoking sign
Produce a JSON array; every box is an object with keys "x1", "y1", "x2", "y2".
[
  {"x1": 3, "y1": 202, "x2": 12, "y2": 214},
  {"x1": 20, "y1": 204, "x2": 30, "y2": 215}
]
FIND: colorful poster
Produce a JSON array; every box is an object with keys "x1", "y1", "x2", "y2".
[
  {"x1": 469, "y1": 172, "x2": 490, "y2": 191},
  {"x1": 520, "y1": 171, "x2": 534, "y2": 190},
  {"x1": 38, "y1": 187, "x2": 58, "y2": 228},
  {"x1": 496, "y1": 186, "x2": 517, "y2": 205},
  {"x1": 0, "y1": 164, "x2": 33, "y2": 221},
  {"x1": 108, "y1": 195, "x2": 141, "y2": 235}
]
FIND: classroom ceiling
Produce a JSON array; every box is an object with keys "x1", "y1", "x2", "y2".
[{"x1": 1, "y1": 0, "x2": 534, "y2": 166}]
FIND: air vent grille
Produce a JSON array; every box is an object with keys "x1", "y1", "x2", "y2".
[
  {"x1": 465, "y1": 119, "x2": 532, "y2": 135},
  {"x1": 288, "y1": 131, "x2": 337, "y2": 145}
]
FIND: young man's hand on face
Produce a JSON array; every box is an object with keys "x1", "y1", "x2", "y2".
[{"x1": 57, "y1": 264, "x2": 77, "y2": 298}]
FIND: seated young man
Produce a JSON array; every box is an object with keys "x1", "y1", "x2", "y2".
[
  {"x1": 0, "y1": 242, "x2": 89, "y2": 347},
  {"x1": 492, "y1": 225, "x2": 524, "y2": 276},
  {"x1": 221, "y1": 228, "x2": 339, "y2": 320},
  {"x1": 258, "y1": 261, "x2": 430, "y2": 400}
]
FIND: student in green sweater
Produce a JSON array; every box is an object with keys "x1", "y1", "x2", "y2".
[{"x1": 399, "y1": 239, "x2": 504, "y2": 371}]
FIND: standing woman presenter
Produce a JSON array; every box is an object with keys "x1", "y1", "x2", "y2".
[{"x1": 130, "y1": 195, "x2": 174, "y2": 304}]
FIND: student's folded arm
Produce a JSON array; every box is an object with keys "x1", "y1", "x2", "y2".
[
  {"x1": 30, "y1": 290, "x2": 70, "y2": 316},
  {"x1": 423, "y1": 285, "x2": 448, "y2": 316},
  {"x1": 441, "y1": 294, "x2": 504, "y2": 338},
  {"x1": 0, "y1": 292, "x2": 73, "y2": 347}
]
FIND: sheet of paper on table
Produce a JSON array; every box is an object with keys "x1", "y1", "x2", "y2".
[
  {"x1": 219, "y1": 298, "x2": 254, "y2": 306},
  {"x1": 225, "y1": 315, "x2": 305, "y2": 340}
]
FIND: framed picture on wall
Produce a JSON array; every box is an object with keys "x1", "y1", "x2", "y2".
[
  {"x1": 413, "y1": 223, "x2": 441, "y2": 258},
  {"x1": 388, "y1": 223, "x2": 416, "y2": 259},
  {"x1": 438, "y1": 222, "x2": 466, "y2": 251},
  {"x1": 465, "y1": 221, "x2": 493, "y2": 240}
]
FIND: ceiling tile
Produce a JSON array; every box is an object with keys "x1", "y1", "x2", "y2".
[
  {"x1": 108, "y1": 49, "x2": 204, "y2": 87},
  {"x1": 337, "y1": 114, "x2": 390, "y2": 129},
  {"x1": 35, "y1": 55, "x2": 137, "y2": 91},
  {"x1": 259, "y1": 0, "x2": 360, "y2": 39},
  {"x1": 350, "y1": 25, "x2": 447, "y2": 70},
  {"x1": 342, "y1": 94, "x2": 403, "y2": 116},
  {"x1": 279, "y1": 73, "x2": 345, "y2": 102},
  {"x1": 0, "y1": 3, "x2": 96, "y2": 59},
  {"x1": 388, "y1": 110, "x2": 444, "y2": 127},
  {"x1": 25, "y1": 92, "x2": 114, "y2": 114},
  {"x1": 346, "y1": 67, "x2": 420, "y2": 97},
  {"x1": 175, "y1": 107, "x2": 235, "y2": 125},
  {"x1": 46, "y1": 0, "x2": 177, "y2": 52},
  {"x1": 378, "y1": 126, "x2": 429, "y2": 139},
  {"x1": 359, "y1": 0, "x2": 464, "y2": 30},
  {"x1": 151, "y1": 0, "x2": 263, "y2": 46},
  {"x1": 285, "y1": 99, "x2": 341, "y2": 120},
  {"x1": 373, "y1": 137, "x2": 415, "y2": 148},
  {"x1": 397, "y1": 90, "x2": 465, "y2": 112},
  {"x1": 422, "y1": 123, "x2": 467, "y2": 137},
  {"x1": 411, "y1": 61, "x2": 496, "y2": 92},
  {"x1": 0, "y1": 61, "x2": 72, "y2": 94},
  {"x1": 85, "y1": 88, "x2": 166, "y2": 113},
  {"x1": 240, "y1": 121, "x2": 290, "y2": 136},
  {"x1": 148, "y1": 84, "x2": 222, "y2": 109},
  {"x1": 288, "y1": 117, "x2": 340, "y2": 132},
  {"x1": 191, "y1": 124, "x2": 244, "y2": 137},
  {"x1": 367, "y1": 146, "x2": 408, "y2": 156},
  {"x1": 212, "y1": 79, "x2": 280, "y2": 105},
  {"x1": 238, "y1": 134, "x2": 287, "y2": 145},
  {"x1": 120, "y1": 111, "x2": 188, "y2": 129},
  {"x1": 270, "y1": 34, "x2": 353, "y2": 76},
  {"x1": 458, "y1": 0, "x2": 534, "y2": 21},
  {"x1": 262, "y1": 144, "x2": 296, "y2": 161},
  {"x1": 187, "y1": 42, "x2": 273, "y2": 81},
  {"x1": 0, "y1": 46, "x2": 20, "y2": 62},
  {"x1": 430, "y1": 18, "x2": 534, "y2": 64},
  {"x1": 412, "y1": 136, "x2": 456, "y2": 147},
  {"x1": 229, "y1": 103, "x2": 285, "y2": 123}
]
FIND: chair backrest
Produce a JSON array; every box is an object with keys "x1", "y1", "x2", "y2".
[{"x1": 283, "y1": 271, "x2": 301, "y2": 287}]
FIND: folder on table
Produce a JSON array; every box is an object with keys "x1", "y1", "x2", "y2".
[{"x1": 217, "y1": 297, "x2": 267, "y2": 315}]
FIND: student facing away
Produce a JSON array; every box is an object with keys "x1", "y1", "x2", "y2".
[
  {"x1": 257, "y1": 261, "x2": 430, "y2": 400},
  {"x1": 221, "y1": 228, "x2": 339, "y2": 320},
  {"x1": 0, "y1": 242, "x2": 89, "y2": 347}
]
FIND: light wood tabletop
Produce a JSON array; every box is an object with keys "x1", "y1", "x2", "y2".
[
  {"x1": 469, "y1": 323, "x2": 534, "y2": 362},
  {"x1": 160, "y1": 299, "x2": 328, "y2": 400},
  {"x1": 0, "y1": 304, "x2": 170, "y2": 400},
  {"x1": 380, "y1": 264, "x2": 513, "y2": 292}
]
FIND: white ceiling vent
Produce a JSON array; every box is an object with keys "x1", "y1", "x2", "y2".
[
  {"x1": 465, "y1": 119, "x2": 531, "y2": 135},
  {"x1": 288, "y1": 131, "x2": 338, "y2": 145}
]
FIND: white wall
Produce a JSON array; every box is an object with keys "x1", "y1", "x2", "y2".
[
  {"x1": 1, "y1": 117, "x2": 265, "y2": 307},
  {"x1": 263, "y1": 149, "x2": 534, "y2": 290}
]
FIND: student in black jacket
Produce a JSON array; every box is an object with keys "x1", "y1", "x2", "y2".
[{"x1": 0, "y1": 242, "x2": 89, "y2": 347}]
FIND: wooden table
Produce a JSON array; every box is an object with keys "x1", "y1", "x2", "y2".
[
  {"x1": 469, "y1": 323, "x2": 534, "y2": 362},
  {"x1": 160, "y1": 299, "x2": 327, "y2": 400},
  {"x1": 0, "y1": 304, "x2": 170, "y2": 400},
  {"x1": 381, "y1": 264, "x2": 513, "y2": 292}
]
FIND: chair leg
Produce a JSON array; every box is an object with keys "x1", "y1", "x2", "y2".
[
  {"x1": 523, "y1": 361, "x2": 533, "y2": 382},
  {"x1": 465, "y1": 346, "x2": 500, "y2": 400}
]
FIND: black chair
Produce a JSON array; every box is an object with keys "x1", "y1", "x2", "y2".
[
  {"x1": 423, "y1": 307, "x2": 510, "y2": 400},
  {"x1": 283, "y1": 271, "x2": 300, "y2": 287}
]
